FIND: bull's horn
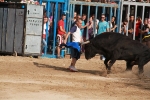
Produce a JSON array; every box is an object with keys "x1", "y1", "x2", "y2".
[{"x1": 81, "y1": 41, "x2": 90, "y2": 45}]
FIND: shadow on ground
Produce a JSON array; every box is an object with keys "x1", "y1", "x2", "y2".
[{"x1": 33, "y1": 62, "x2": 107, "y2": 77}]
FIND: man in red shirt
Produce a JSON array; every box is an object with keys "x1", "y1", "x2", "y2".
[{"x1": 57, "y1": 14, "x2": 67, "y2": 58}]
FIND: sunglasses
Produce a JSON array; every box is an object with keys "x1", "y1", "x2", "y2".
[{"x1": 101, "y1": 17, "x2": 105, "y2": 18}]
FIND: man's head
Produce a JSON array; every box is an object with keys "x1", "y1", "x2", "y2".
[
  {"x1": 82, "y1": 14, "x2": 86, "y2": 21},
  {"x1": 123, "y1": 19, "x2": 128, "y2": 25},
  {"x1": 101, "y1": 14, "x2": 105, "y2": 21},
  {"x1": 44, "y1": 17, "x2": 48, "y2": 24},
  {"x1": 76, "y1": 18, "x2": 82, "y2": 28},
  {"x1": 74, "y1": 12, "x2": 77, "y2": 18},
  {"x1": 144, "y1": 18, "x2": 148, "y2": 25},
  {"x1": 61, "y1": 14, "x2": 66, "y2": 21},
  {"x1": 129, "y1": 15, "x2": 134, "y2": 21}
]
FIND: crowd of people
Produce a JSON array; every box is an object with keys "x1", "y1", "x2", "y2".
[{"x1": 121, "y1": 15, "x2": 150, "y2": 47}]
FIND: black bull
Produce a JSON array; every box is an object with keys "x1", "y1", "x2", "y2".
[{"x1": 83, "y1": 32, "x2": 150, "y2": 74}]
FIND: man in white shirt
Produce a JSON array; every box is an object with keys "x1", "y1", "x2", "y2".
[{"x1": 64, "y1": 18, "x2": 83, "y2": 72}]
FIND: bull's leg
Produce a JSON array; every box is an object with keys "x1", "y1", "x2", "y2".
[
  {"x1": 126, "y1": 61, "x2": 134, "y2": 71},
  {"x1": 104, "y1": 58, "x2": 109, "y2": 70},
  {"x1": 107, "y1": 60, "x2": 116, "y2": 74}
]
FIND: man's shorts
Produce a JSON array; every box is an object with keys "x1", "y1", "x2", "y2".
[
  {"x1": 57, "y1": 34, "x2": 63, "y2": 46},
  {"x1": 70, "y1": 43, "x2": 81, "y2": 60}
]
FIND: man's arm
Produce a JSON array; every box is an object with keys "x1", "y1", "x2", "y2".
[{"x1": 64, "y1": 32, "x2": 71, "y2": 44}]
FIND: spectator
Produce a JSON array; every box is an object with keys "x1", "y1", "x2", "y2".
[
  {"x1": 97, "y1": 14, "x2": 109, "y2": 61},
  {"x1": 57, "y1": 14, "x2": 67, "y2": 58},
  {"x1": 109, "y1": 16, "x2": 117, "y2": 32},
  {"x1": 88, "y1": 16, "x2": 94, "y2": 39},
  {"x1": 97, "y1": 14, "x2": 110, "y2": 35},
  {"x1": 73, "y1": 12, "x2": 77, "y2": 22},
  {"x1": 142, "y1": 18, "x2": 150, "y2": 48},
  {"x1": 80, "y1": 14, "x2": 88, "y2": 53},
  {"x1": 42, "y1": 17, "x2": 49, "y2": 53},
  {"x1": 64, "y1": 18, "x2": 83, "y2": 72},
  {"x1": 141, "y1": 18, "x2": 149, "y2": 37},
  {"x1": 135, "y1": 17, "x2": 142, "y2": 41},
  {"x1": 121, "y1": 19, "x2": 128, "y2": 35},
  {"x1": 92, "y1": 14, "x2": 99, "y2": 35},
  {"x1": 128, "y1": 15, "x2": 135, "y2": 39}
]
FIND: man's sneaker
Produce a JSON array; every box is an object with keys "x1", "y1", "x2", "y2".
[{"x1": 69, "y1": 66, "x2": 78, "y2": 72}]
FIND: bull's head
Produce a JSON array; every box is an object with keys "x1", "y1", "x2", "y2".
[{"x1": 82, "y1": 41, "x2": 97, "y2": 60}]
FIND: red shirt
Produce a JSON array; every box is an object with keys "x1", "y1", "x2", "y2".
[
  {"x1": 135, "y1": 21, "x2": 141, "y2": 36},
  {"x1": 57, "y1": 19, "x2": 65, "y2": 35}
]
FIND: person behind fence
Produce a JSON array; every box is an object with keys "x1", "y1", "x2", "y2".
[
  {"x1": 80, "y1": 14, "x2": 89, "y2": 53},
  {"x1": 88, "y1": 16, "x2": 94, "y2": 39},
  {"x1": 121, "y1": 19, "x2": 128, "y2": 35},
  {"x1": 63, "y1": 18, "x2": 83, "y2": 72},
  {"x1": 128, "y1": 15, "x2": 135, "y2": 39},
  {"x1": 142, "y1": 18, "x2": 150, "y2": 48},
  {"x1": 57, "y1": 14, "x2": 67, "y2": 58},
  {"x1": 91, "y1": 14, "x2": 99, "y2": 35},
  {"x1": 135, "y1": 17, "x2": 142, "y2": 41},
  {"x1": 109, "y1": 16, "x2": 117, "y2": 32},
  {"x1": 42, "y1": 17, "x2": 49, "y2": 53},
  {"x1": 97, "y1": 14, "x2": 109, "y2": 61}
]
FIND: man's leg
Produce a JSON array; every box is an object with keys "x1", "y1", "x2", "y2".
[
  {"x1": 71, "y1": 58, "x2": 77, "y2": 67},
  {"x1": 69, "y1": 58, "x2": 78, "y2": 72},
  {"x1": 69, "y1": 48, "x2": 80, "y2": 72},
  {"x1": 57, "y1": 35, "x2": 62, "y2": 58}
]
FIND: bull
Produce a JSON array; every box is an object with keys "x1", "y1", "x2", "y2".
[{"x1": 82, "y1": 32, "x2": 150, "y2": 74}]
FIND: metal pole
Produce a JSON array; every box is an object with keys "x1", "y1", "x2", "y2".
[
  {"x1": 66, "y1": 4, "x2": 72, "y2": 54},
  {"x1": 39, "y1": 0, "x2": 42, "y2": 5},
  {"x1": 94, "y1": 6, "x2": 98, "y2": 37},
  {"x1": 133, "y1": 5, "x2": 137, "y2": 40},
  {"x1": 109, "y1": 7, "x2": 112, "y2": 32},
  {"x1": 86, "y1": 5, "x2": 90, "y2": 40},
  {"x1": 117, "y1": 0, "x2": 121, "y2": 33},
  {"x1": 102, "y1": 7, "x2": 105, "y2": 14},
  {"x1": 114, "y1": 8, "x2": 116, "y2": 17},
  {"x1": 52, "y1": 2, "x2": 58, "y2": 56},
  {"x1": 80, "y1": 5, "x2": 83, "y2": 16},
  {"x1": 126, "y1": 4, "x2": 130, "y2": 36},
  {"x1": 140, "y1": 5, "x2": 145, "y2": 43},
  {"x1": 44, "y1": 1, "x2": 50, "y2": 55}
]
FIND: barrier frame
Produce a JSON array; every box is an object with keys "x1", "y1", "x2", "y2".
[{"x1": 39, "y1": 0, "x2": 68, "y2": 58}]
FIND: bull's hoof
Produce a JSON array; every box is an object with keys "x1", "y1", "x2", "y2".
[
  {"x1": 107, "y1": 70, "x2": 111, "y2": 74},
  {"x1": 138, "y1": 73, "x2": 147, "y2": 79}
]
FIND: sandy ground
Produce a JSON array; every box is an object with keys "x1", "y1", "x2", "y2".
[{"x1": 0, "y1": 55, "x2": 150, "y2": 100}]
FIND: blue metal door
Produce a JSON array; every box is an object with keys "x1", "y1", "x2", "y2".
[{"x1": 39, "y1": 0, "x2": 68, "y2": 58}]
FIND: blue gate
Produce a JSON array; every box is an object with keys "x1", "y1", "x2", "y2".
[{"x1": 39, "y1": 0, "x2": 68, "y2": 58}]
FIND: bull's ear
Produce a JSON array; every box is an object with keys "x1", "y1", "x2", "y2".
[{"x1": 81, "y1": 41, "x2": 90, "y2": 45}]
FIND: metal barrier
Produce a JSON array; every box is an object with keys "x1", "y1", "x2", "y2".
[
  {"x1": 119, "y1": 1, "x2": 150, "y2": 41},
  {"x1": 0, "y1": 2, "x2": 43, "y2": 56},
  {"x1": 39, "y1": 0, "x2": 68, "y2": 58}
]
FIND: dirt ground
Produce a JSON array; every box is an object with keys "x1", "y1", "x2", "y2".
[{"x1": 0, "y1": 55, "x2": 150, "y2": 100}]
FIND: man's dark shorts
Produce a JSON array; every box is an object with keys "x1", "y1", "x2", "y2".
[{"x1": 71, "y1": 47, "x2": 81, "y2": 60}]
